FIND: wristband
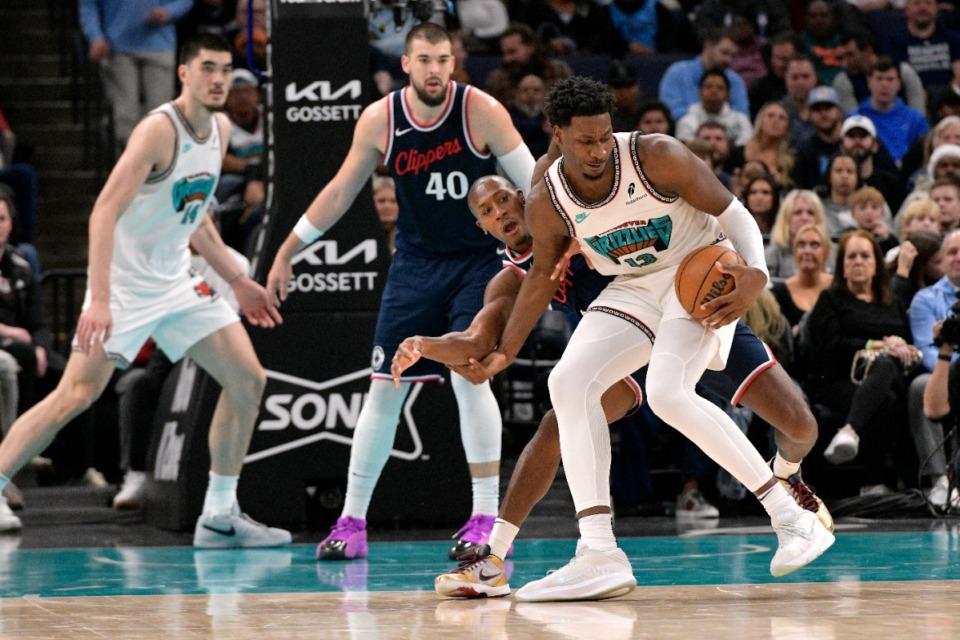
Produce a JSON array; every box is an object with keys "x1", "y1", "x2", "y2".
[
  {"x1": 293, "y1": 215, "x2": 324, "y2": 244},
  {"x1": 938, "y1": 353, "x2": 952, "y2": 362},
  {"x1": 866, "y1": 339, "x2": 873, "y2": 350}
]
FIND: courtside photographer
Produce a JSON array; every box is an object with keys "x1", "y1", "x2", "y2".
[{"x1": 921, "y1": 313, "x2": 960, "y2": 511}]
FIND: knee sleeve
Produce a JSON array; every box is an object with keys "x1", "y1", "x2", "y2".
[
  {"x1": 451, "y1": 373, "x2": 502, "y2": 464},
  {"x1": 346, "y1": 379, "x2": 410, "y2": 478}
]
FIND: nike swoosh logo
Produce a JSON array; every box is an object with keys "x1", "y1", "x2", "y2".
[
  {"x1": 575, "y1": 212, "x2": 590, "y2": 223},
  {"x1": 478, "y1": 568, "x2": 502, "y2": 581},
  {"x1": 202, "y1": 523, "x2": 236, "y2": 536},
  {"x1": 395, "y1": 127, "x2": 414, "y2": 137}
]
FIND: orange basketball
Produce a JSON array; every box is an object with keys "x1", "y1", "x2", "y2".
[{"x1": 674, "y1": 245, "x2": 746, "y2": 319}]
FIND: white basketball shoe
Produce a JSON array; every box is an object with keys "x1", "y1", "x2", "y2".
[{"x1": 514, "y1": 541, "x2": 636, "y2": 602}]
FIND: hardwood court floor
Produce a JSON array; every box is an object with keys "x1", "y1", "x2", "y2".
[{"x1": 1, "y1": 523, "x2": 958, "y2": 639}]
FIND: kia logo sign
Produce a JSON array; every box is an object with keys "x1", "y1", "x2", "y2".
[
  {"x1": 285, "y1": 80, "x2": 362, "y2": 102},
  {"x1": 284, "y1": 80, "x2": 363, "y2": 122},
  {"x1": 286, "y1": 239, "x2": 380, "y2": 293},
  {"x1": 292, "y1": 239, "x2": 377, "y2": 266}
]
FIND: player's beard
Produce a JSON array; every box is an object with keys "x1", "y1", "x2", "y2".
[{"x1": 412, "y1": 81, "x2": 448, "y2": 108}]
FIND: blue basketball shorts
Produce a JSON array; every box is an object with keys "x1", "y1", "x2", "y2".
[{"x1": 370, "y1": 248, "x2": 500, "y2": 381}]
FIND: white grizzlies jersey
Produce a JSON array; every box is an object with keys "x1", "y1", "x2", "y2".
[
  {"x1": 544, "y1": 131, "x2": 725, "y2": 278},
  {"x1": 111, "y1": 102, "x2": 221, "y2": 296}
]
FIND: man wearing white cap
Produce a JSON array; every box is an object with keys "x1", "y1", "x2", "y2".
[
  {"x1": 840, "y1": 114, "x2": 904, "y2": 211},
  {"x1": 854, "y1": 56, "x2": 929, "y2": 164}
]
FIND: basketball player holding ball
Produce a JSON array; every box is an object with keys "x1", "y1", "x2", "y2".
[
  {"x1": 390, "y1": 175, "x2": 834, "y2": 600},
  {"x1": 463, "y1": 76, "x2": 834, "y2": 601}
]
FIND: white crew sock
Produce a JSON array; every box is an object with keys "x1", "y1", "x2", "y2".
[
  {"x1": 202, "y1": 472, "x2": 238, "y2": 515},
  {"x1": 579, "y1": 513, "x2": 617, "y2": 551},
  {"x1": 773, "y1": 452, "x2": 802, "y2": 480},
  {"x1": 488, "y1": 518, "x2": 519, "y2": 559}
]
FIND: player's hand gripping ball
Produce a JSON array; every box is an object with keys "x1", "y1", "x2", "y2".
[{"x1": 674, "y1": 245, "x2": 746, "y2": 320}]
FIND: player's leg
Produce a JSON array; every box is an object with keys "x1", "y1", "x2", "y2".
[
  {"x1": 513, "y1": 309, "x2": 650, "y2": 602},
  {"x1": 316, "y1": 378, "x2": 412, "y2": 560},
  {"x1": 447, "y1": 371, "x2": 504, "y2": 558},
  {"x1": 435, "y1": 381, "x2": 637, "y2": 598},
  {"x1": 184, "y1": 323, "x2": 264, "y2": 477},
  {"x1": 183, "y1": 321, "x2": 291, "y2": 548},
  {"x1": 316, "y1": 251, "x2": 442, "y2": 560},
  {"x1": 0, "y1": 348, "x2": 116, "y2": 530},
  {"x1": 744, "y1": 364, "x2": 817, "y2": 465},
  {"x1": 497, "y1": 381, "x2": 638, "y2": 541},
  {"x1": 737, "y1": 364, "x2": 834, "y2": 531},
  {"x1": 646, "y1": 316, "x2": 833, "y2": 577},
  {"x1": 716, "y1": 324, "x2": 833, "y2": 531},
  {"x1": 444, "y1": 251, "x2": 507, "y2": 559}
]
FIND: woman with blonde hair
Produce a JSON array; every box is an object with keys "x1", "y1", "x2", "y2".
[
  {"x1": 725, "y1": 101, "x2": 795, "y2": 189},
  {"x1": 765, "y1": 189, "x2": 831, "y2": 278},
  {"x1": 771, "y1": 223, "x2": 833, "y2": 333}
]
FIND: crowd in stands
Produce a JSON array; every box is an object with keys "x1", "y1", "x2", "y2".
[
  {"x1": 5, "y1": 0, "x2": 960, "y2": 531},
  {"x1": 376, "y1": 0, "x2": 960, "y2": 516}
]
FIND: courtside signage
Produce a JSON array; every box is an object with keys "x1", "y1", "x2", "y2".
[{"x1": 248, "y1": 369, "x2": 427, "y2": 463}]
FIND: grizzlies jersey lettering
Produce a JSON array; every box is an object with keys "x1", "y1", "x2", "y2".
[
  {"x1": 384, "y1": 82, "x2": 499, "y2": 256},
  {"x1": 544, "y1": 131, "x2": 725, "y2": 277},
  {"x1": 112, "y1": 102, "x2": 221, "y2": 294}
]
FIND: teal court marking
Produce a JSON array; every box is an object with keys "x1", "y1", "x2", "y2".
[{"x1": 0, "y1": 530, "x2": 958, "y2": 598}]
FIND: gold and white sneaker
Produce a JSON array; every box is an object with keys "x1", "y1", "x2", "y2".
[
  {"x1": 435, "y1": 544, "x2": 510, "y2": 598},
  {"x1": 770, "y1": 462, "x2": 834, "y2": 533}
]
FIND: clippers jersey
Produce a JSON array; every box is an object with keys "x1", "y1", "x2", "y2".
[
  {"x1": 501, "y1": 245, "x2": 611, "y2": 330},
  {"x1": 384, "y1": 82, "x2": 499, "y2": 257},
  {"x1": 544, "y1": 131, "x2": 726, "y2": 278},
  {"x1": 112, "y1": 102, "x2": 221, "y2": 295}
]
